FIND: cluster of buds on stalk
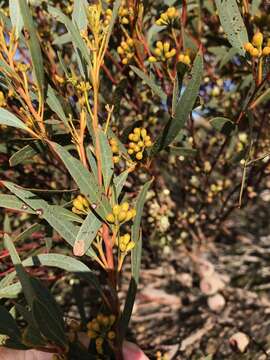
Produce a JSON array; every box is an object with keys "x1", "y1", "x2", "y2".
[
  {"x1": 155, "y1": 6, "x2": 179, "y2": 27},
  {"x1": 72, "y1": 195, "x2": 90, "y2": 215},
  {"x1": 148, "y1": 41, "x2": 176, "y2": 63},
  {"x1": 178, "y1": 52, "x2": 191, "y2": 65},
  {"x1": 117, "y1": 38, "x2": 135, "y2": 64},
  {"x1": 128, "y1": 127, "x2": 152, "y2": 161},
  {"x1": 110, "y1": 138, "x2": 121, "y2": 164},
  {"x1": 87, "y1": 314, "x2": 116, "y2": 355},
  {"x1": 106, "y1": 202, "x2": 136, "y2": 225},
  {"x1": 244, "y1": 32, "x2": 270, "y2": 57}
]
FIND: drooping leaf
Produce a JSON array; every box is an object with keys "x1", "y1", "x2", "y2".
[
  {"x1": 72, "y1": 0, "x2": 88, "y2": 30},
  {"x1": 0, "y1": 108, "x2": 29, "y2": 131},
  {"x1": 131, "y1": 179, "x2": 152, "y2": 282},
  {"x1": 151, "y1": 54, "x2": 203, "y2": 155},
  {"x1": 210, "y1": 117, "x2": 236, "y2": 134},
  {"x1": 0, "y1": 305, "x2": 21, "y2": 341},
  {"x1": 99, "y1": 129, "x2": 114, "y2": 191},
  {"x1": 9, "y1": 143, "x2": 40, "y2": 167},
  {"x1": 19, "y1": 0, "x2": 45, "y2": 100},
  {"x1": 9, "y1": 0, "x2": 23, "y2": 38},
  {"x1": 46, "y1": 85, "x2": 69, "y2": 129},
  {"x1": 73, "y1": 212, "x2": 101, "y2": 256},
  {"x1": 215, "y1": 0, "x2": 248, "y2": 56}
]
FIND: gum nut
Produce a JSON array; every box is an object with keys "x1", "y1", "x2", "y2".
[
  {"x1": 198, "y1": 259, "x2": 215, "y2": 277},
  {"x1": 200, "y1": 273, "x2": 225, "y2": 295},
  {"x1": 229, "y1": 332, "x2": 249, "y2": 353},
  {"x1": 207, "y1": 293, "x2": 226, "y2": 312}
]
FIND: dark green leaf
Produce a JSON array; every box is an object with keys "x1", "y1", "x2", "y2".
[
  {"x1": 210, "y1": 117, "x2": 236, "y2": 134},
  {"x1": 0, "y1": 108, "x2": 29, "y2": 131},
  {"x1": 9, "y1": 143, "x2": 39, "y2": 167},
  {"x1": 0, "y1": 305, "x2": 21, "y2": 341}
]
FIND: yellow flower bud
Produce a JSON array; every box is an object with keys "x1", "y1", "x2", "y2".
[
  {"x1": 154, "y1": 48, "x2": 162, "y2": 56},
  {"x1": 252, "y1": 32, "x2": 263, "y2": 48},
  {"x1": 148, "y1": 56, "x2": 157, "y2": 63},
  {"x1": 167, "y1": 7, "x2": 176, "y2": 18},
  {"x1": 106, "y1": 213, "x2": 115, "y2": 223},
  {"x1": 132, "y1": 134, "x2": 140, "y2": 142},
  {"x1": 109, "y1": 315, "x2": 116, "y2": 325},
  {"x1": 163, "y1": 42, "x2": 170, "y2": 53},
  {"x1": 183, "y1": 55, "x2": 191, "y2": 65},
  {"x1": 141, "y1": 128, "x2": 147, "y2": 138},
  {"x1": 87, "y1": 330, "x2": 97, "y2": 339},
  {"x1": 128, "y1": 149, "x2": 134, "y2": 155},
  {"x1": 113, "y1": 156, "x2": 120, "y2": 164},
  {"x1": 117, "y1": 46, "x2": 124, "y2": 55},
  {"x1": 134, "y1": 127, "x2": 141, "y2": 134},
  {"x1": 122, "y1": 57, "x2": 129, "y2": 65},
  {"x1": 121, "y1": 202, "x2": 129, "y2": 211},
  {"x1": 123, "y1": 233, "x2": 131, "y2": 244},
  {"x1": 121, "y1": 41, "x2": 129, "y2": 50},
  {"x1": 111, "y1": 145, "x2": 118, "y2": 153},
  {"x1": 251, "y1": 47, "x2": 259, "y2": 57},
  {"x1": 107, "y1": 331, "x2": 116, "y2": 340},
  {"x1": 138, "y1": 141, "x2": 144, "y2": 147},
  {"x1": 126, "y1": 241, "x2": 135, "y2": 252},
  {"x1": 118, "y1": 211, "x2": 127, "y2": 222},
  {"x1": 156, "y1": 41, "x2": 163, "y2": 50},
  {"x1": 127, "y1": 38, "x2": 134, "y2": 46},
  {"x1": 134, "y1": 145, "x2": 140, "y2": 152},
  {"x1": 244, "y1": 42, "x2": 253, "y2": 52},
  {"x1": 73, "y1": 198, "x2": 85, "y2": 211},
  {"x1": 262, "y1": 46, "x2": 270, "y2": 56},
  {"x1": 145, "y1": 140, "x2": 152, "y2": 147},
  {"x1": 136, "y1": 152, "x2": 143, "y2": 160},
  {"x1": 110, "y1": 138, "x2": 118, "y2": 146},
  {"x1": 113, "y1": 204, "x2": 121, "y2": 215}
]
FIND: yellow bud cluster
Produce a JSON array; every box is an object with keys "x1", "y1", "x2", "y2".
[
  {"x1": 128, "y1": 127, "x2": 152, "y2": 161},
  {"x1": 178, "y1": 53, "x2": 191, "y2": 65},
  {"x1": 103, "y1": 8, "x2": 112, "y2": 27},
  {"x1": 0, "y1": 91, "x2": 7, "y2": 107},
  {"x1": 117, "y1": 38, "x2": 135, "y2": 65},
  {"x1": 87, "y1": 314, "x2": 116, "y2": 354},
  {"x1": 106, "y1": 202, "x2": 136, "y2": 225},
  {"x1": 72, "y1": 195, "x2": 90, "y2": 215},
  {"x1": 116, "y1": 233, "x2": 135, "y2": 253},
  {"x1": 76, "y1": 81, "x2": 91, "y2": 92},
  {"x1": 87, "y1": 4, "x2": 102, "y2": 36},
  {"x1": 148, "y1": 41, "x2": 176, "y2": 63},
  {"x1": 155, "y1": 7, "x2": 178, "y2": 26},
  {"x1": 118, "y1": 1, "x2": 133, "y2": 25},
  {"x1": 244, "y1": 32, "x2": 270, "y2": 57},
  {"x1": 16, "y1": 62, "x2": 30, "y2": 72},
  {"x1": 109, "y1": 138, "x2": 120, "y2": 164}
]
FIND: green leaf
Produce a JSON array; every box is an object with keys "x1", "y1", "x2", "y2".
[
  {"x1": 9, "y1": 143, "x2": 39, "y2": 166},
  {"x1": 215, "y1": 0, "x2": 248, "y2": 56},
  {"x1": 51, "y1": 142, "x2": 110, "y2": 218},
  {"x1": 9, "y1": 0, "x2": 23, "y2": 38},
  {"x1": 119, "y1": 278, "x2": 137, "y2": 340},
  {"x1": 32, "y1": 299, "x2": 67, "y2": 348},
  {"x1": 99, "y1": 129, "x2": 114, "y2": 192},
  {"x1": 104, "y1": 0, "x2": 121, "y2": 50},
  {"x1": 0, "y1": 305, "x2": 21, "y2": 341},
  {"x1": 72, "y1": 0, "x2": 88, "y2": 30},
  {"x1": 2, "y1": 181, "x2": 80, "y2": 247},
  {"x1": 113, "y1": 169, "x2": 129, "y2": 199},
  {"x1": 22, "y1": 325, "x2": 46, "y2": 347},
  {"x1": 131, "y1": 180, "x2": 152, "y2": 283},
  {"x1": 130, "y1": 65, "x2": 167, "y2": 102},
  {"x1": 86, "y1": 147, "x2": 98, "y2": 181},
  {"x1": 210, "y1": 117, "x2": 236, "y2": 134},
  {"x1": 19, "y1": 0, "x2": 44, "y2": 100},
  {"x1": 48, "y1": 6, "x2": 90, "y2": 64},
  {"x1": 46, "y1": 85, "x2": 69, "y2": 129},
  {"x1": 73, "y1": 212, "x2": 101, "y2": 256},
  {"x1": 151, "y1": 54, "x2": 203, "y2": 155},
  {"x1": 0, "y1": 108, "x2": 29, "y2": 131},
  {"x1": 15, "y1": 223, "x2": 43, "y2": 243}
]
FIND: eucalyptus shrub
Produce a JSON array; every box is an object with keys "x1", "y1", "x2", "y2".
[{"x1": 0, "y1": 0, "x2": 269, "y2": 359}]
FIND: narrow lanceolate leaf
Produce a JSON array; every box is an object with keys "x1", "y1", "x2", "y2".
[
  {"x1": 2, "y1": 181, "x2": 79, "y2": 247},
  {"x1": 72, "y1": 0, "x2": 88, "y2": 30},
  {"x1": 131, "y1": 179, "x2": 153, "y2": 282},
  {"x1": 0, "y1": 108, "x2": 29, "y2": 131},
  {"x1": 99, "y1": 130, "x2": 114, "y2": 191},
  {"x1": 9, "y1": 0, "x2": 23, "y2": 38},
  {"x1": 151, "y1": 54, "x2": 203, "y2": 156},
  {"x1": 113, "y1": 169, "x2": 129, "y2": 199},
  {"x1": 32, "y1": 300, "x2": 67, "y2": 348},
  {"x1": 48, "y1": 6, "x2": 90, "y2": 63},
  {"x1": 215, "y1": 0, "x2": 248, "y2": 56},
  {"x1": 46, "y1": 85, "x2": 69, "y2": 129},
  {"x1": 119, "y1": 277, "x2": 137, "y2": 340},
  {"x1": 9, "y1": 143, "x2": 39, "y2": 166},
  {"x1": 19, "y1": 0, "x2": 44, "y2": 100},
  {"x1": 105, "y1": 0, "x2": 121, "y2": 48},
  {"x1": 73, "y1": 212, "x2": 101, "y2": 256},
  {"x1": 51, "y1": 142, "x2": 111, "y2": 218},
  {"x1": 210, "y1": 117, "x2": 236, "y2": 134},
  {"x1": 130, "y1": 65, "x2": 167, "y2": 102},
  {"x1": 0, "y1": 194, "x2": 35, "y2": 214},
  {"x1": 15, "y1": 223, "x2": 43, "y2": 243},
  {"x1": 0, "y1": 305, "x2": 21, "y2": 341}
]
